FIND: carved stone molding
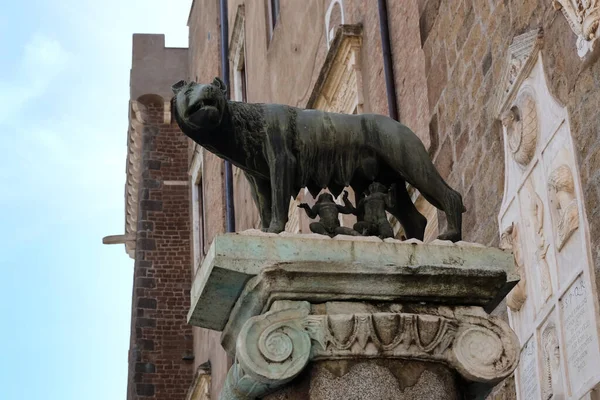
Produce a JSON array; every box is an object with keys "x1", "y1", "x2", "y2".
[
  {"x1": 219, "y1": 304, "x2": 519, "y2": 399},
  {"x1": 553, "y1": 0, "x2": 600, "y2": 57},
  {"x1": 494, "y1": 29, "x2": 544, "y2": 117},
  {"x1": 305, "y1": 310, "x2": 518, "y2": 383}
]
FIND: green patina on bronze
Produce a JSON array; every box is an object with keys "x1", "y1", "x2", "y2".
[{"x1": 172, "y1": 77, "x2": 465, "y2": 241}]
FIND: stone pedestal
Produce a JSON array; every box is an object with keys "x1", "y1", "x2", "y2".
[{"x1": 187, "y1": 232, "x2": 520, "y2": 400}]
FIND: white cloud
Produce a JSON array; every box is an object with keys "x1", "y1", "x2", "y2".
[
  {"x1": 0, "y1": 34, "x2": 70, "y2": 124},
  {"x1": 23, "y1": 35, "x2": 70, "y2": 72}
]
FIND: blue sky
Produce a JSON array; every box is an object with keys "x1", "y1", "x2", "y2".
[{"x1": 0, "y1": 1, "x2": 191, "y2": 398}]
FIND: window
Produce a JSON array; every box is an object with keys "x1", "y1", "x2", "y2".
[
  {"x1": 240, "y1": 62, "x2": 247, "y2": 102},
  {"x1": 190, "y1": 148, "x2": 206, "y2": 272},
  {"x1": 233, "y1": 50, "x2": 247, "y2": 102},
  {"x1": 231, "y1": 5, "x2": 247, "y2": 102},
  {"x1": 266, "y1": 0, "x2": 280, "y2": 42},
  {"x1": 197, "y1": 178, "x2": 206, "y2": 258}
]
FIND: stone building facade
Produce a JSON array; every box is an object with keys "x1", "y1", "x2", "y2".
[{"x1": 107, "y1": 1, "x2": 600, "y2": 399}]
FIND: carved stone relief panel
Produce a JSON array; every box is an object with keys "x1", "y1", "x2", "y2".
[
  {"x1": 518, "y1": 174, "x2": 555, "y2": 309},
  {"x1": 542, "y1": 139, "x2": 583, "y2": 288},
  {"x1": 498, "y1": 37, "x2": 600, "y2": 399},
  {"x1": 501, "y1": 199, "x2": 536, "y2": 342},
  {"x1": 540, "y1": 315, "x2": 566, "y2": 400},
  {"x1": 548, "y1": 164, "x2": 579, "y2": 251},
  {"x1": 501, "y1": 223, "x2": 527, "y2": 311},
  {"x1": 501, "y1": 89, "x2": 538, "y2": 168}
]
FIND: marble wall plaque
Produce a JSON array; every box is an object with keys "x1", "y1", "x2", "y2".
[
  {"x1": 519, "y1": 338, "x2": 540, "y2": 399},
  {"x1": 499, "y1": 51, "x2": 600, "y2": 399},
  {"x1": 560, "y1": 275, "x2": 599, "y2": 394}
]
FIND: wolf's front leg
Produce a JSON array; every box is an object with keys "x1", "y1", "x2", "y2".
[
  {"x1": 267, "y1": 155, "x2": 295, "y2": 233},
  {"x1": 244, "y1": 172, "x2": 273, "y2": 231}
]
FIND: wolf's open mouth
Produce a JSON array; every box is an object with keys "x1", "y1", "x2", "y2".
[{"x1": 187, "y1": 99, "x2": 217, "y2": 117}]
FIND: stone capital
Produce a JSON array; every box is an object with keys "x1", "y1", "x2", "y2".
[{"x1": 188, "y1": 233, "x2": 520, "y2": 400}]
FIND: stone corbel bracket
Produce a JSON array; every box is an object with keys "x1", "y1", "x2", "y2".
[
  {"x1": 219, "y1": 304, "x2": 519, "y2": 400},
  {"x1": 553, "y1": 0, "x2": 600, "y2": 57}
]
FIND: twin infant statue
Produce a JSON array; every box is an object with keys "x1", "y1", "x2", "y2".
[{"x1": 298, "y1": 181, "x2": 396, "y2": 239}]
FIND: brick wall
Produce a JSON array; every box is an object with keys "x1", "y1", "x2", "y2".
[{"x1": 127, "y1": 100, "x2": 194, "y2": 399}]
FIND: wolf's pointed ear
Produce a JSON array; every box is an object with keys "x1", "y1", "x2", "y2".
[
  {"x1": 212, "y1": 77, "x2": 228, "y2": 95},
  {"x1": 172, "y1": 80, "x2": 187, "y2": 94}
]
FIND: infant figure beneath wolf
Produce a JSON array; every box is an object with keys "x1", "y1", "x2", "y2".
[
  {"x1": 298, "y1": 182, "x2": 396, "y2": 239},
  {"x1": 297, "y1": 191, "x2": 361, "y2": 237},
  {"x1": 344, "y1": 182, "x2": 396, "y2": 239}
]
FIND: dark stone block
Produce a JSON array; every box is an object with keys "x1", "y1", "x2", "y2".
[
  {"x1": 137, "y1": 220, "x2": 154, "y2": 232},
  {"x1": 142, "y1": 179, "x2": 161, "y2": 189},
  {"x1": 135, "y1": 362, "x2": 156, "y2": 373},
  {"x1": 135, "y1": 260, "x2": 152, "y2": 269},
  {"x1": 136, "y1": 383, "x2": 155, "y2": 397},
  {"x1": 135, "y1": 318, "x2": 156, "y2": 328},
  {"x1": 137, "y1": 298, "x2": 157, "y2": 309},
  {"x1": 137, "y1": 238, "x2": 156, "y2": 251},
  {"x1": 136, "y1": 277, "x2": 156, "y2": 289},
  {"x1": 138, "y1": 339, "x2": 155, "y2": 351},
  {"x1": 140, "y1": 200, "x2": 162, "y2": 211},
  {"x1": 133, "y1": 372, "x2": 143, "y2": 383},
  {"x1": 145, "y1": 159, "x2": 162, "y2": 170}
]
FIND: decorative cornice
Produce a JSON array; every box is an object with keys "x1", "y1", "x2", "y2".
[
  {"x1": 553, "y1": 0, "x2": 600, "y2": 57},
  {"x1": 306, "y1": 24, "x2": 363, "y2": 110},
  {"x1": 493, "y1": 29, "x2": 544, "y2": 118}
]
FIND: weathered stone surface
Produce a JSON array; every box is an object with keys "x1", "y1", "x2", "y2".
[
  {"x1": 265, "y1": 360, "x2": 458, "y2": 400},
  {"x1": 187, "y1": 233, "x2": 517, "y2": 331},
  {"x1": 219, "y1": 298, "x2": 518, "y2": 399}
]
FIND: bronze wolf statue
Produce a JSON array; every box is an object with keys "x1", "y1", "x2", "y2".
[{"x1": 171, "y1": 77, "x2": 465, "y2": 241}]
